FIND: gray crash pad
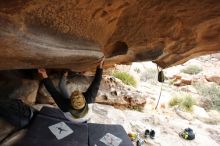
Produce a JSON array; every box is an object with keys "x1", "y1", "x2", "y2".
[
  {"x1": 88, "y1": 123, "x2": 133, "y2": 146},
  {"x1": 14, "y1": 107, "x2": 132, "y2": 146},
  {"x1": 14, "y1": 109, "x2": 88, "y2": 146}
]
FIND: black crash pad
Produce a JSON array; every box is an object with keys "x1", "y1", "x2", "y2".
[
  {"x1": 88, "y1": 123, "x2": 133, "y2": 146},
  {"x1": 39, "y1": 106, "x2": 67, "y2": 120},
  {"x1": 14, "y1": 107, "x2": 133, "y2": 146},
  {"x1": 14, "y1": 115, "x2": 88, "y2": 146}
]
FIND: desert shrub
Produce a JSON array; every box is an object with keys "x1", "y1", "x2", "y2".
[
  {"x1": 193, "y1": 82, "x2": 220, "y2": 111},
  {"x1": 169, "y1": 93, "x2": 196, "y2": 112},
  {"x1": 140, "y1": 68, "x2": 157, "y2": 82},
  {"x1": 112, "y1": 71, "x2": 137, "y2": 87},
  {"x1": 181, "y1": 65, "x2": 202, "y2": 75},
  {"x1": 180, "y1": 95, "x2": 196, "y2": 112},
  {"x1": 169, "y1": 96, "x2": 183, "y2": 107},
  {"x1": 130, "y1": 105, "x2": 143, "y2": 112}
]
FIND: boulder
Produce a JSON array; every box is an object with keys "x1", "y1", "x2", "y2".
[
  {"x1": 172, "y1": 73, "x2": 194, "y2": 86},
  {"x1": 175, "y1": 108, "x2": 194, "y2": 121},
  {"x1": 207, "y1": 110, "x2": 220, "y2": 124},
  {"x1": 192, "y1": 105, "x2": 210, "y2": 121},
  {"x1": 9, "y1": 79, "x2": 39, "y2": 104},
  {"x1": 205, "y1": 75, "x2": 220, "y2": 85},
  {"x1": 181, "y1": 75, "x2": 193, "y2": 85},
  {"x1": 164, "y1": 65, "x2": 182, "y2": 79},
  {"x1": 0, "y1": 119, "x2": 15, "y2": 142},
  {"x1": 0, "y1": 118, "x2": 28, "y2": 146},
  {"x1": 179, "y1": 85, "x2": 198, "y2": 94},
  {"x1": 0, "y1": 0, "x2": 220, "y2": 70},
  {"x1": 97, "y1": 76, "x2": 146, "y2": 110},
  {"x1": 0, "y1": 70, "x2": 39, "y2": 104}
]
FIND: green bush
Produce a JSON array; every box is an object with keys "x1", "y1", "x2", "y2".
[
  {"x1": 181, "y1": 65, "x2": 203, "y2": 75},
  {"x1": 169, "y1": 93, "x2": 196, "y2": 112},
  {"x1": 180, "y1": 95, "x2": 196, "y2": 112},
  {"x1": 112, "y1": 71, "x2": 137, "y2": 87},
  {"x1": 131, "y1": 105, "x2": 143, "y2": 112},
  {"x1": 169, "y1": 96, "x2": 182, "y2": 107},
  {"x1": 193, "y1": 83, "x2": 220, "y2": 111}
]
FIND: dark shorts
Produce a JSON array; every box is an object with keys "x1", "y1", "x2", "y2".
[{"x1": 0, "y1": 99, "x2": 36, "y2": 128}]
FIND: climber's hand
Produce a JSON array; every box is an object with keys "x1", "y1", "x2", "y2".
[
  {"x1": 63, "y1": 71, "x2": 68, "y2": 77},
  {"x1": 38, "y1": 68, "x2": 48, "y2": 78},
  {"x1": 99, "y1": 56, "x2": 105, "y2": 68}
]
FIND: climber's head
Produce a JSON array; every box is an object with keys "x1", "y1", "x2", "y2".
[{"x1": 70, "y1": 90, "x2": 86, "y2": 110}]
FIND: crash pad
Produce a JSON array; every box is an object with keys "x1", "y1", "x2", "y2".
[
  {"x1": 14, "y1": 107, "x2": 132, "y2": 146},
  {"x1": 14, "y1": 107, "x2": 88, "y2": 146},
  {"x1": 88, "y1": 123, "x2": 133, "y2": 146}
]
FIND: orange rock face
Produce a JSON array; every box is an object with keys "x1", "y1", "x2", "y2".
[{"x1": 0, "y1": 0, "x2": 220, "y2": 71}]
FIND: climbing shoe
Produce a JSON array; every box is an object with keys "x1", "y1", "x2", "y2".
[
  {"x1": 180, "y1": 128, "x2": 195, "y2": 140},
  {"x1": 144, "y1": 129, "x2": 150, "y2": 138},
  {"x1": 150, "y1": 130, "x2": 155, "y2": 139}
]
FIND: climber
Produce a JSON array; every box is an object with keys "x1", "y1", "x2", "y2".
[
  {"x1": 0, "y1": 57, "x2": 104, "y2": 128},
  {"x1": 0, "y1": 57, "x2": 104, "y2": 144},
  {"x1": 38, "y1": 56, "x2": 104, "y2": 123}
]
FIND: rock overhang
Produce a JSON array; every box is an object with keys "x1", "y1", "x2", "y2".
[{"x1": 0, "y1": 0, "x2": 220, "y2": 71}]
